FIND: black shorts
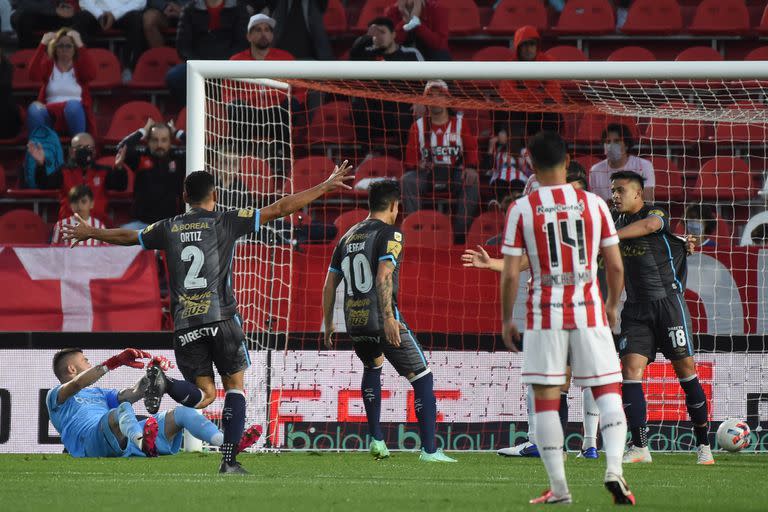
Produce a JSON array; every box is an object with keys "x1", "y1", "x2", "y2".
[
  {"x1": 351, "y1": 330, "x2": 429, "y2": 378},
  {"x1": 617, "y1": 294, "x2": 694, "y2": 363},
  {"x1": 173, "y1": 318, "x2": 250, "y2": 382}
]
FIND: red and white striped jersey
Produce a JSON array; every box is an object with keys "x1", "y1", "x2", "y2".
[
  {"x1": 490, "y1": 144, "x2": 527, "y2": 183},
  {"x1": 405, "y1": 114, "x2": 479, "y2": 170},
  {"x1": 51, "y1": 215, "x2": 106, "y2": 246},
  {"x1": 502, "y1": 184, "x2": 619, "y2": 330}
]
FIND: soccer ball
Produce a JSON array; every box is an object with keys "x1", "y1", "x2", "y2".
[{"x1": 716, "y1": 418, "x2": 751, "y2": 452}]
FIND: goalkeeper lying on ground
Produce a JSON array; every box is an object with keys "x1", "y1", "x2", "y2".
[{"x1": 46, "y1": 348, "x2": 260, "y2": 457}]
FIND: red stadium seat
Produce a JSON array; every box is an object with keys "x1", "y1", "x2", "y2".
[
  {"x1": 757, "y1": 5, "x2": 768, "y2": 36},
  {"x1": 545, "y1": 46, "x2": 588, "y2": 61},
  {"x1": 714, "y1": 102, "x2": 768, "y2": 143},
  {"x1": 574, "y1": 114, "x2": 639, "y2": 143},
  {"x1": 103, "y1": 101, "x2": 164, "y2": 144},
  {"x1": 466, "y1": 211, "x2": 505, "y2": 246},
  {"x1": 675, "y1": 46, "x2": 723, "y2": 61},
  {"x1": 744, "y1": 46, "x2": 768, "y2": 60},
  {"x1": 444, "y1": 0, "x2": 481, "y2": 35},
  {"x1": 9, "y1": 49, "x2": 38, "y2": 90},
  {"x1": 573, "y1": 154, "x2": 601, "y2": 175},
  {"x1": 354, "y1": 156, "x2": 404, "y2": 184},
  {"x1": 308, "y1": 101, "x2": 356, "y2": 145},
  {"x1": 484, "y1": 0, "x2": 548, "y2": 35},
  {"x1": 129, "y1": 47, "x2": 180, "y2": 89},
  {"x1": 333, "y1": 208, "x2": 369, "y2": 239},
  {"x1": 0, "y1": 209, "x2": 49, "y2": 244},
  {"x1": 472, "y1": 46, "x2": 515, "y2": 62},
  {"x1": 401, "y1": 210, "x2": 453, "y2": 247},
  {"x1": 324, "y1": 0, "x2": 348, "y2": 36},
  {"x1": 649, "y1": 157, "x2": 685, "y2": 202},
  {"x1": 291, "y1": 156, "x2": 336, "y2": 193},
  {"x1": 606, "y1": 46, "x2": 656, "y2": 62},
  {"x1": 551, "y1": 0, "x2": 615, "y2": 35},
  {"x1": 644, "y1": 105, "x2": 712, "y2": 143},
  {"x1": 620, "y1": 0, "x2": 682, "y2": 35},
  {"x1": 693, "y1": 157, "x2": 755, "y2": 201},
  {"x1": 88, "y1": 48, "x2": 122, "y2": 90},
  {"x1": 689, "y1": 0, "x2": 749, "y2": 36},
  {"x1": 354, "y1": 0, "x2": 393, "y2": 32}
]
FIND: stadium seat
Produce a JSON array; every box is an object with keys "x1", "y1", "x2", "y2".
[
  {"x1": 129, "y1": 47, "x2": 180, "y2": 90},
  {"x1": 103, "y1": 101, "x2": 164, "y2": 144},
  {"x1": 756, "y1": 5, "x2": 768, "y2": 36},
  {"x1": 606, "y1": 46, "x2": 656, "y2": 62},
  {"x1": 291, "y1": 156, "x2": 336, "y2": 193},
  {"x1": 0, "y1": 209, "x2": 49, "y2": 244},
  {"x1": 573, "y1": 154, "x2": 601, "y2": 175},
  {"x1": 401, "y1": 210, "x2": 453, "y2": 247},
  {"x1": 574, "y1": 114, "x2": 639, "y2": 144},
  {"x1": 693, "y1": 157, "x2": 755, "y2": 201},
  {"x1": 744, "y1": 46, "x2": 768, "y2": 61},
  {"x1": 471, "y1": 46, "x2": 515, "y2": 62},
  {"x1": 650, "y1": 157, "x2": 685, "y2": 202},
  {"x1": 714, "y1": 102, "x2": 768, "y2": 143},
  {"x1": 324, "y1": 0, "x2": 348, "y2": 36},
  {"x1": 466, "y1": 211, "x2": 505, "y2": 246},
  {"x1": 620, "y1": 0, "x2": 682, "y2": 35},
  {"x1": 544, "y1": 46, "x2": 588, "y2": 61},
  {"x1": 240, "y1": 157, "x2": 274, "y2": 196},
  {"x1": 354, "y1": 156, "x2": 404, "y2": 187},
  {"x1": 308, "y1": 101, "x2": 356, "y2": 145},
  {"x1": 551, "y1": 0, "x2": 615, "y2": 35},
  {"x1": 353, "y1": 0, "x2": 393, "y2": 32},
  {"x1": 333, "y1": 208, "x2": 369, "y2": 239},
  {"x1": 484, "y1": 0, "x2": 548, "y2": 35},
  {"x1": 689, "y1": 0, "x2": 749, "y2": 36},
  {"x1": 88, "y1": 48, "x2": 122, "y2": 90},
  {"x1": 444, "y1": 0, "x2": 481, "y2": 35},
  {"x1": 675, "y1": 46, "x2": 723, "y2": 61},
  {"x1": 9, "y1": 49, "x2": 38, "y2": 90},
  {"x1": 644, "y1": 103, "x2": 712, "y2": 143}
]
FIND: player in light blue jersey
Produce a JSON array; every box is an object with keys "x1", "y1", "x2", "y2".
[{"x1": 47, "y1": 348, "x2": 236, "y2": 458}]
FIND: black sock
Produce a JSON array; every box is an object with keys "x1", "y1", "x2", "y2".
[
  {"x1": 679, "y1": 375, "x2": 709, "y2": 446},
  {"x1": 362, "y1": 367, "x2": 383, "y2": 441},
  {"x1": 411, "y1": 372, "x2": 437, "y2": 454},
  {"x1": 221, "y1": 390, "x2": 246, "y2": 463},
  {"x1": 166, "y1": 377, "x2": 204, "y2": 407},
  {"x1": 622, "y1": 381, "x2": 648, "y2": 448},
  {"x1": 694, "y1": 425, "x2": 710, "y2": 447},
  {"x1": 558, "y1": 392, "x2": 569, "y2": 433}
]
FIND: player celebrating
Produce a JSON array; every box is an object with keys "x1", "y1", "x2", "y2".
[
  {"x1": 322, "y1": 180, "x2": 456, "y2": 463},
  {"x1": 500, "y1": 132, "x2": 633, "y2": 505},
  {"x1": 610, "y1": 171, "x2": 713, "y2": 465},
  {"x1": 62, "y1": 161, "x2": 353, "y2": 473}
]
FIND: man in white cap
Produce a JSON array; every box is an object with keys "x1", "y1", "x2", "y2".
[
  {"x1": 231, "y1": 13, "x2": 294, "y2": 62},
  {"x1": 401, "y1": 80, "x2": 480, "y2": 244}
]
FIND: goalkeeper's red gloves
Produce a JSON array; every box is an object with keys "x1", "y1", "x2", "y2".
[
  {"x1": 101, "y1": 348, "x2": 152, "y2": 371},
  {"x1": 147, "y1": 355, "x2": 175, "y2": 372}
]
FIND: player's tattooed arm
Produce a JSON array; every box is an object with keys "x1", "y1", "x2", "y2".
[
  {"x1": 616, "y1": 215, "x2": 663, "y2": 240},
  {"x1": 60, "y1": 213, "x2": 140, "y2": 246},
  {"x1": 322, "y1": 271, "x2": 343, "y2": 349},
  {"x1": 117, "y1": 376, "x2": 149, "y2": 404},
  {"x1": 376, "y1": 261, "x2": 402, "y2": 348}
]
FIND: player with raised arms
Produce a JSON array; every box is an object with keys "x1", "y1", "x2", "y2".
[
  {"x1": 322, "y1": 179, "x2": 456, "y2": 463},
  {"x1": 609, "y1": 171, "x2": 713, "y2": 465},
  {"x1": 62, "y1": 160, "x2": 354, "y2": 473},
  {"x1": 500, "y1": 131, "x2": 634, "y2": 504}
]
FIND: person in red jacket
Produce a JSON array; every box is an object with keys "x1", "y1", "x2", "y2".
[
  {"x1": 27, "y1": 28, "x2": 96, "y2": 137},
  {"x1": 385, "y1": 0, "x2": 450, "y2": 61}
]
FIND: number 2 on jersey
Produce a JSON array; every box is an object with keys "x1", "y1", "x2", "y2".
[
  {"x1": 544, "y1": 218, "x2": 587, "y2": 268},
  {"x1": 181, "y1": 245, "x2": 208, "y2": 290},
  {"x1": 340, "y1": 253, "x2": 373, "y2": 296}
]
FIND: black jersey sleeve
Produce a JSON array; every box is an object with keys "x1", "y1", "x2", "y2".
[
  {"x1": 138, "y1": 220, "x2": 167, "y2": 250},
  {"x1": 329, "y1": 242, "x2": 343, "y2": 274},
  {"x1": 644, "y1": 205, "x2": 671, "y2": 234},
  {"x1": 221, "y1": 208, "x2": 261, "y2": 240},
  {"x1": 374, "y1": 225, "x2": 404, "y2": 266}
]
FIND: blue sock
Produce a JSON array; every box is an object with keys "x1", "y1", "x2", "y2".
[
  {"x1": 362, "y1": 366, "x2": 384, "y2": 441},
  {"x1": 221, "y1": 389, "x2": 246, "y2": 463},
  {"x1": 166, "y1": 377, "x2": 204, "y2": 407},
  {"x1": 115, "y1": 402, "x2": 142, "y2": 444},
  {"x1": 559, "y1": 392, "x2": 569, "y2": 433},
  {"x1": 172, "y1": 406, "x2": 223, "y2": 446},
  {"x1": 622, "y1": 380, "x2": 648, "y2": 448},
  {"x1": 679, "y1": 375, "x2": 710, "y2": 445},
  {"x1": 411, "y1": 371, "x2": 437, "y2": 454}
]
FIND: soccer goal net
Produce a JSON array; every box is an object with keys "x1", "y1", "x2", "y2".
[{"x1": 188, "y1": 60, "x2": 768, "y2": 453}]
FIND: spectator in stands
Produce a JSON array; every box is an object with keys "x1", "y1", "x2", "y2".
[
  {"x1": 11, "y1": 1, "x2": 95, "y2": 49},
  {"x1": 78, "y1": 1, "x2": 146, "y2": 78},
  {"x1": 51, "y1": 184, "x2": 106, "y2": 245},
  {"x1": 486, "y1": 129, "x2": 528, "y2": 204},
  {"x1": 684, "y1": 204, "x2": 717, "y2": 248},
  {"x1": 28, "y1": 29, "x2": 96, "y2": 137},
  {"x1": 165, "y1": 0, "x2": 249, "y2": 99},
  {"x1": 385, "y1": 0, "x2": 449, "y2": 61},
  {"x1": 589, "y1": 123, "x2": 654, "y2": 201},
  {"x1": 143, "y1": 0, "x2": 192, "y2": 48},
  {"x1": 0, "y1": 0, "x2": 15, "y2": 45},
  {"x1": 113, "y1": 118, "x2": 185, "y2": 230},
  {"x1": 350, "y1": 16, "x2": 423, "y2": 151},
  {"x1": 34, "y1": 132, "x2": 127, "y2": 219},
  {"x1": 402, "y1": 80, "x2": 479, "y2": 244},
  {"x1": 0, "y1": 44, "x2": 22, "y2": 139},
  {"x1": 268, "y1": 0, "x2": 333, "y2": 60}
]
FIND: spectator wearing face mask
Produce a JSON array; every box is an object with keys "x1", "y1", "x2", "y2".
[
  {"x1": 589, "y1": 123, "x2": 654, "y2": 202},
  {"x1": 684, "y1": 204, "x2": 717, "y2": 248}
]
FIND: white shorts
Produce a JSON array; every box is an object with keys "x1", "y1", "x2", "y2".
[{"x1": 522, "y1": 326, "x2": 622, "y2": 387}]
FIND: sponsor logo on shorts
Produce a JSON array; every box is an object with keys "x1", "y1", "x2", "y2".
[{"x1": 178, "y1": 326, "x2": 220, "y2": 346}]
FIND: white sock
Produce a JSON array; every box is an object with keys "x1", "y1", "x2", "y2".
[
  {"x1": 535, "y1": 409, "x2": 569, "y2": 497},
  {"x1": 595, "y1": 391, "x2": 627, "y2": 478},
  {"x1": 582, "y1": 387, "x2": 600, "y2": 450},
  {"x1": 526, "y1": 385, "x2": 537, "y2": 444}
]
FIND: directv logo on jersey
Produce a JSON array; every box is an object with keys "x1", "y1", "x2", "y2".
[{"x1": 178, "y1": 326, "x2": 220, "y2": 346}]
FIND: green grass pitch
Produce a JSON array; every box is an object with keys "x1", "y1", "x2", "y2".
[{"x1": 1, "y1": 452, "x2": 766, "y2": 511}]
